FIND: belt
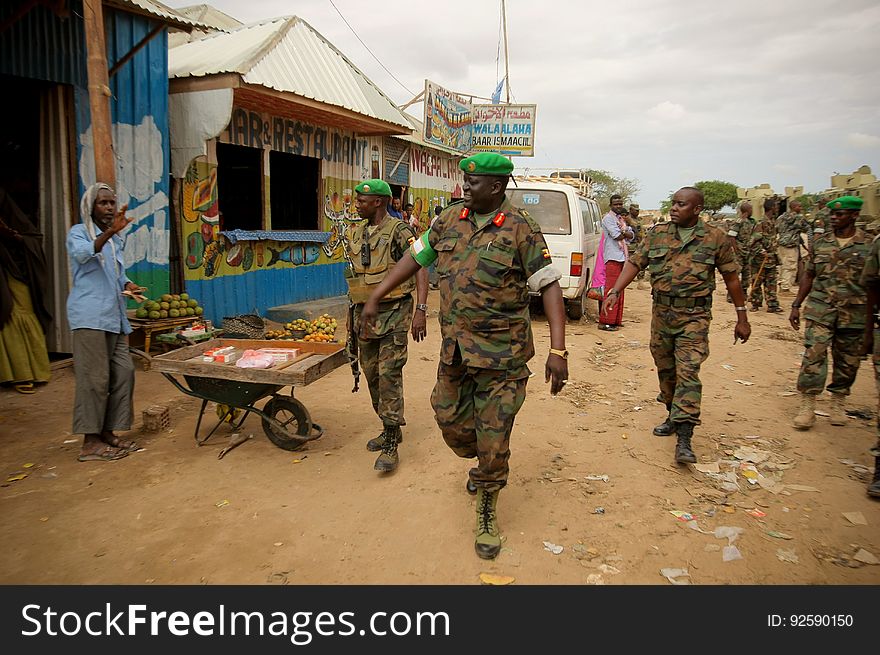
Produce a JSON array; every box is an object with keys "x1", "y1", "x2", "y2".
[{"x1": 653, "y1": 293, "x2": 711, "y2": 309}]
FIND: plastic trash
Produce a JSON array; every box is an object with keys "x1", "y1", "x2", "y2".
[
  {"x1": 714, "y1": 526, "x2": 744, "y2": 545},
  {"x1": 543, "y1": 541, "x2": 563, "y2": 555},
  {"x1": 722, "y1": 545, "x2": 743, "y2": 562},
  {"x1": 660, "y1": 568, "x2": 690, "y2": 585}
]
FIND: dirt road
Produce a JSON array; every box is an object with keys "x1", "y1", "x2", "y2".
[{"x1": 1, "y1": 283, "x2": 878, "y2": 585}]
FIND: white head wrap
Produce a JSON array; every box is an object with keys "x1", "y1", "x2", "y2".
[{"x1": 79, "y1": 182, "x2": 115, "y2": 240}]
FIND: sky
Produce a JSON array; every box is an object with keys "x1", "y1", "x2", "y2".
[{"x1": 166, "y1": 0, "x2": 880, "y2": 208}]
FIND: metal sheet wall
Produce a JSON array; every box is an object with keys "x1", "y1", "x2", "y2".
[
  {"x1": 75, "y1": 7, "x2": 172, "y2": 300},
  {"x1": 0, "y1": 0, "x2": 87, "y2": 87},
  {"x1": 185, "y1": 262, "x2": 347, "y2": 326}
]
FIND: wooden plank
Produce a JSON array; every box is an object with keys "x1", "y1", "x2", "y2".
[
  {"x1": 273, "y1": 352, "x2": 316, "y2": 371},
  {"x1": 151, "y1": 340, "x2": 345, "y2": 386}
]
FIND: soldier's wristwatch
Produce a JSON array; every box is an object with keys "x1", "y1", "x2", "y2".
[
  {"x1": 415, "y1": 304, "x2": 428, "y2": 312},
  {"x1": 549, "y1": 348, "x2": 569, "y2": 359}
]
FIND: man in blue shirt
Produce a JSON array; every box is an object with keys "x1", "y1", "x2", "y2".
[{"x1": 67, "y1": 183, "x2": 142, "y2": 461}]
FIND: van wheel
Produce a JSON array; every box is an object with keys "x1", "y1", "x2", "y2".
[{"x1": 566, "y1": 290, "x2": 586, "y2": 321}]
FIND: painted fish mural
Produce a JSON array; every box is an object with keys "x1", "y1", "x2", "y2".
[{"x1": 268, "y1": 244, "x2": 321, "y2": 266}]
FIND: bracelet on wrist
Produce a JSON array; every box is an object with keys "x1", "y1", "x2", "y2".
[{"x1": 734, "y1": 306, "x2": 747, "y2": 312}]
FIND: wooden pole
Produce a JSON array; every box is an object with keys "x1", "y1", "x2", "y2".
[
  {"x1": 83, "y1": 0, "x2": 115, "y2": 187},
  {"x1": 502, "y1": 0, "x2": 510, "y2": 104}
]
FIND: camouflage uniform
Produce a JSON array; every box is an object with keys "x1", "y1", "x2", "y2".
[
  {"x1": 726, "y1": 215, "x2": 756, "y2": 295},
  {"x1": 427, "y1": 196, "x2": 559, "y2": 490},
  {"x1": 776, "y1": 211, "x2": 809, "y2": 291},
  {"x1": 346, "y1": 215, "x2": 417, "y2": 427},
  {"x1": 796, "y1": 229, "x2": 871, "y2": 396},
  {"x1": 858, "y1": 236, "x2": 880, "y2": 457},
  {"x1": 630, "y1": 221, "x2": 739, "y2": 425},
  {"x1": 748, "y1": 218, "x2": 780, "y2": 309}
]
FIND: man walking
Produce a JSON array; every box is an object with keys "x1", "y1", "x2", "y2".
[
  {"x1": 345, "y1": 179, "x2": 428, "y2": 472},
  {"x1": 360, "y1": 153, "x2": 568, "y2": 559},
  {"x1": 602, "y1": 187, "x2": 751, "y2": 464},
  {"x1": 790, "y1": 196, "x2": 870, "y2": 429},
  {"x1": 598, "y1": 194, "x2": 634, "y2": 331},
  {"x1": 859, "y1": 227, "x2": 880, "y2": 498},
  {"x1": 749, "y1": 198, "x2": 782, "y2": 312},
  {"x1": 725, "y1": 201, "x2": 756, "y2": 303},
  {"x1": 776, "y1": 199, "x2": 809, "y2": 293}
]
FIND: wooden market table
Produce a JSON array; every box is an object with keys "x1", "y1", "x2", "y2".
[{"x1": 127, "y1": 311, "x2": 202, "y2": 353}]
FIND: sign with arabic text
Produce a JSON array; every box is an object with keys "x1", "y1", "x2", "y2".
[{"x1": 471, "y1": 104, "x2": 536, "y2": 157}]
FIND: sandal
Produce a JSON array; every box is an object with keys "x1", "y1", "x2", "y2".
[
  {"x1": 102, "y1": 434, "x2": 141, "y2": 452},
  {"x1": 14, "y1": 382, "x2": 35, "y2": 394},
  {"x1": 78, "y1": 445, "x2": 129, "y2": 462}
]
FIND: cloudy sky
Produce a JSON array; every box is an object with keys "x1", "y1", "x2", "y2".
[{"x1": 167, "y1": 0, "x2": 880, "y2": 207}]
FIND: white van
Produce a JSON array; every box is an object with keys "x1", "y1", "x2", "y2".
[{"x1": 508, "y1": 179, "x2": 602, "y2": 319}]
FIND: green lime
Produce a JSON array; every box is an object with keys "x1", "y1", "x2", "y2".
[
  {"x1": 135, "y1": 308, "x2": 148, "y2": 318},
  {"x1": 149, "y1": 311, "x2": 160, "y2": 319}
]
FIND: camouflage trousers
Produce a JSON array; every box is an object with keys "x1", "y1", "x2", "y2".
[
  {"x1": 749, "y1": 259, "x2": 779, "y2": 308},
  {"x1": 873, "y1": 328, "x2": 880, "y2": 455},
  {"x1": 431, "y1": 350, "x2": 528, "y2": 491},
  {"x1": 358, "y1": 332, "x2": 408, "y2": 426},
  {"x1": 650, "y1": 306, "x2": 711, "y2": 425},
  {"x1": 796, "y1": 320, "x2": 862, "y2": 396}
]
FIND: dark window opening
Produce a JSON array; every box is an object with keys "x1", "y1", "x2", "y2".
[
  {"x1": 269, "y1": 150, "x2": 319, "y2": 230},
  {"x1": 217, "y1": 142, "x2": 262, "y2": 230}
]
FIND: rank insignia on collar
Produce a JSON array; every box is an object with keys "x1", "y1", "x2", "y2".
[
  {"x1": 407, "y1": 237, "x2": 415, "y2": 245},
  {"x1": 459, "y1": 208, "x2": 470, "y2": 220},
  {"x1": 541, "y1": 248, "x2": 551, "y2": 259},
  {"x1": 492, "y1": 212, "x2": 506, "y2": 227}
]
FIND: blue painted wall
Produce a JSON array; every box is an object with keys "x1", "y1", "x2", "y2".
[
  {"x1": 74, "y1": 7, "x2": 171, "y2": 299},
  {"x1": 186, "y1": 263, "x2": 348, "y2": 325}
]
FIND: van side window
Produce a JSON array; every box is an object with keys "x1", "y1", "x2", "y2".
[
  {"x1": 578, "y1": 197, "x2": 592, "y2": 234},
  {"x1": 589, "y1": 203, "x2": 601, "y2": 233}
]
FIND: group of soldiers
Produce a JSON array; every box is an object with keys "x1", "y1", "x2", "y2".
[{"x1": 342, "y1": 168, "x2": 879, "y2": 562}]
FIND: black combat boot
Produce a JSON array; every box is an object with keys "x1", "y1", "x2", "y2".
[
  {"x1": 868, "y1": 457, "x2": 880, "y2": 499},
  {"x1": 674, "y1": 422, "x2": 697, "y2": 464},
  {"x1": 366, "y1": 425, "x2": 403, "y2": 452},
  {"x1": 374, "y1": 425, "x2": 401, "y2": 472},
  {"x1": 653, "y1": 404, "x2": 676, "y2": 436}
]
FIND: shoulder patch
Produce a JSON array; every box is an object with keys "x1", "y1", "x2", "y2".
[{"x1": 514, "y1": 207, "x2": 542, "y2": 232}]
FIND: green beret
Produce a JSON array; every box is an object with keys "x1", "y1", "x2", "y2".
[
  {"x1": 827, "y1": 195, "x2": 863, "y2": 211},
  {"x1": 355, "y1": 179, "x2": 392, "y2": 197},
  {"x1": 459, "y1": 153, "x2": 514, "y2": 176}
]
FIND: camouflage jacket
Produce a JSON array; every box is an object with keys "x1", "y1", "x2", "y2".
[
  {"x1": 726, "y1": 216, "x2": 756, "y2": 262},
  {"x1": 428, "y1": 195, "x2": 556, "y2": 373},
  {"x1": 749, "y1": 218, "x2": 779, "y2": 264},
  {"x1": 775, "y1": 211, "x2": 809, "y2": 248},
  {"x1": 804, "y1": 228, "x2": 871, "y2": 329},
  {"x1": 630, "y1": 220, "x2": 739, "y2": 298},
  {"x1": 859, "y1": 235, "x2": 880, "y2": 320},
  {"x1": 811, "y1": 208, "x2": 831, "y2": 236}
]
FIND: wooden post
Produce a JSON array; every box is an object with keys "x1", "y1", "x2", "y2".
[{"x1": 83, "y1": 0, "x2": 115, "y2": 187}]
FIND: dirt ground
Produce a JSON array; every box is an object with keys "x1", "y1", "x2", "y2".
[{"x1": 1, "y1": 283, "x2": 878, "y2": 585}]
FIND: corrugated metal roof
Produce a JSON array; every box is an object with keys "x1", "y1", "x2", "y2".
[
  {"x1": 106, "y1": 0, "x2": 210, "y2": 30},
  {"x1": 169, "y1": 16, "x2": 411, "y2": 129},
  {"x1": 174, "y1": 4, "x2": 243, "y2": 32}
]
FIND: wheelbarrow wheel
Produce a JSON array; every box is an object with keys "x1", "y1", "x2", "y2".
[{"x1": 261, "y1": 397, "x2": 312, "y2": 451}]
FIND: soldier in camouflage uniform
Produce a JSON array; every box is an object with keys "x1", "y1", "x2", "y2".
[
  {"x1": 776, "y1": 200, "x2": 809, "y2": 293},
  {"x1": 748, "y1": 198, "x2": 782, "y2": 312},
  {"x1": 790, "y1": 196, "x2": 870, "y2": 430},
  {"x1": 725, "y1": 201, "x2": 756, "y2": 302},
  {"x1": 858, "y1": 230, "x2": 880, "y2": 498},
  {"x1": 811, "y1": 197, "x2": 831, "y2": 238},
  {"x1": 603, "y1": 187, "x2": 751, "y2": 465},
  {"x1": 346, "y1": 179, "x2": 428, "y2": 473},
  {"x1": 361, "y1": 153, "x2": 569, "y2": 560}
]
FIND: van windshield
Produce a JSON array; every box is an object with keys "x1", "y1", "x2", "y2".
[{"x1": 507, "y1": 189, "x2": 571, "y2": 234}]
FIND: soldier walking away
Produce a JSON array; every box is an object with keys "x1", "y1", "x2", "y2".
[
  {"x1": 776, "y1": 200, "x2": 810, "y2": 293},
  {"x1": 859, "y1": 228, "x2": 880, "y2": 498},
  {"x1": 725, "y1": 201, "x2": 756, "y2": 303},
  {"x1": 360, "y1": 153, "x2": 569, "y2": 559},
  {"x1": 748, "y1": 198, "x2": 782, "y2": 312},
  {"x1": 602, "y1": 187, "x2": 751, "y2": 465},
  {"x1": 790, "y1": 196, "x2": 870, "y2": 430},
  {"x1": 345, "y1": 179, "x2": 428, "y2": 473}
]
